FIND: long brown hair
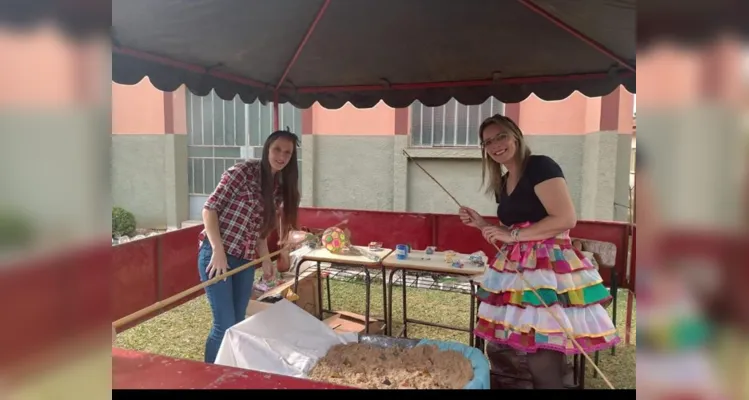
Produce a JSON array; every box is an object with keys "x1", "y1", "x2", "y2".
[
  {"x1": 259, "y1": 130, "x2": 300, "y2": 238},
  {"x1": 479, "y1": 114, "x2": 532, "y2": 198}
]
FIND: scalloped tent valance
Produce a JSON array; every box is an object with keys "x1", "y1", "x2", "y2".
[{"x1": 110, "y1": 0, "x2": 635, "y2": 109}]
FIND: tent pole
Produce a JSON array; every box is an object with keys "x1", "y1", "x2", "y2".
[
  {"x1": 517, "y1": 0, "x2": 635, "y2": 72},
  {"x1": 271, "y1": 0, "x2": 329, "y2": 133},
  {"x1": 273, "y1": 91, "x2": 280, "y2": 131},
  {"x1": 294, "y1": 72, "x2": 633, "y2": 94},
  {"x1": 274, "y1": 0, "x2": 330, "y2": 92},
  {"x1": 113, "y1": 46, "x2": 271, "y2": 89}
]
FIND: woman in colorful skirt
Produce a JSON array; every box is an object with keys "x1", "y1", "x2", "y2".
[{"x1": 459, "y1": 114, "x2": 620, "y2": 388}]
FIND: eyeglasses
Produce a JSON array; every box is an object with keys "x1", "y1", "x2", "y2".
[{"x1": 480, "y1": 133, "x2": 511, "y2": 148}]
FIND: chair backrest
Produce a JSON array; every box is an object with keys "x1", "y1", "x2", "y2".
[{"x1": 579, "y1": 238, "x2": 617, "y2": 268}]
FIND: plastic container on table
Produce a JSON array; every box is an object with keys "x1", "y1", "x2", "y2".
[
  {"x1": 357, "y1": 334, "x2": 491, "y2": 390},
  {"x1": 395, "y1": 244, "x2": 409, "y2": 260}
]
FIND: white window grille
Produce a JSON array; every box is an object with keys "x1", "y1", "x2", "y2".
[
  {"x1": 410, "y1": 97, "x2": 504, "y2": 147},
  {"x1": 186, "y1": 92, "x2": 302, "y2": 196}
]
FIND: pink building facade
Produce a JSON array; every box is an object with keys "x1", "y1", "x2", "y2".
[{"x1": 112, "y1": 79, "x2": 634, "y2": 229}]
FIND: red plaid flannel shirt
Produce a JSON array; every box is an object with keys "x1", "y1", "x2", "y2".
[{"x1": 198, "y1": 160, "x2": 282, "y2": 261}]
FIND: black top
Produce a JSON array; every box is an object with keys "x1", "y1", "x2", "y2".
[{"x1": 496, "y1": 155, "x2": 565, "y2": 226}]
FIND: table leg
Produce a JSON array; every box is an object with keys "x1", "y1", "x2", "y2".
[
  {"x1": 610, "y1": 269, "x2": 618, "y2": 356},
  {"x1": 474, "y1": 282, "x2": 485, "y2": 350},
  {"x1": 316, "y1": 261, "x2": 323, "y2": 320},
  {"x1": 387, "y1": 269, "x2": 397, "y2": 336},
  {"x1": 469, "y1": 280, "x2": 476, "y2": 347},
  {"x1": 326, "y1": 274, "x2": 332, "y2": 312},
  {"x1": 401, "y1": 268, "x2": 408, "y2": 338},
  {"x1": 363, "y1": 266, "x2": 371, "y2": 334},
  {"x1": 572, "y1": 354, "x2": 579, "y2": 387},
  {"x1": 381, "y1": 265, "x2": 388, "y2": 336},
  {"x1": 625, "y1": 290, "x2": 634, "y2": 345},
  {"x1": 593, "y1": 351, "x2": 600, "y2": 377},
  {"x1": 293, "y1": 258, "x2": 301, "y2": 293}
]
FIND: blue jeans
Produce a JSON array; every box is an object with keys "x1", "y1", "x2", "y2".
[{"x1": 197, "y1": 240, "x2": 255, "y2": 364}]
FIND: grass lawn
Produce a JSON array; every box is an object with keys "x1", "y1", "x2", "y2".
[{"x1": 115, "y1": 272, "x2": 636, "y2": 390}]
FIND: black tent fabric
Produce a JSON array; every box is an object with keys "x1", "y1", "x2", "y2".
[{"x1": 110, "y1": 0, "x2": 635, "y2": 109}]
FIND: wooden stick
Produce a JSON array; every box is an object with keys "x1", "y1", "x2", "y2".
[
  {"x1": 114, "y1": 219, "x2": 349, "y2": 331},
  {"x1": 404, "y1": 152, "x2": 615, "y2": 388},
  {"x1": 402, "y1": 149, "x2": 463, "y2": 207},
  {"x1": 113, "y1": 247, "x2": 288, "y2": 329},
  {"x1": 112, "y1": 218, "x2": 348, "y2": 335}
]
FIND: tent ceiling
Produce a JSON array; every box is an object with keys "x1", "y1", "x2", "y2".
[{"x1": 100, "y1": 1, "x2": 636, "y2": 108}]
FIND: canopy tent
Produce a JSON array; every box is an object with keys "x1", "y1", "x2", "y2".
[{"x1": 110, "y1": 0, "x2": 635, "y2": 111}]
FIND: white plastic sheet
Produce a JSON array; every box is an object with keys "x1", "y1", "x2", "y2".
[{"x1": 214, "y1": 299, "x2": 358, "y2": 378}]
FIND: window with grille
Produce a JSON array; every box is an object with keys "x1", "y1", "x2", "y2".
[
  {"x1": 410, "y1": 98, "x2": 504, "y2": 147},
  {"x1": 186, "y1": 92, "x2": 302, "y2": 196}
]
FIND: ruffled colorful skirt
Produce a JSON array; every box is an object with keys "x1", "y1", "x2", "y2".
[{"x1": 474, "y1": 223, "x2": 621, "y2": 355}]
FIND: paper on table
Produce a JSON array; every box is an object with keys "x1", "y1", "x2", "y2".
[
  {"x1": 214, "y1": 299, "x2": 358, "y2": 378},
  {"x1": 288, "y1": 245, "x2": 315, "y2": 274}
]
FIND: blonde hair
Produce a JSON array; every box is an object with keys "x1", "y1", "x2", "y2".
[{"x1": 479, "y1": 114, "x2": 532, "y2": 198}]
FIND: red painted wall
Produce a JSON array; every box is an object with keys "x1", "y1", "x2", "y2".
[{"x1": 111, "y1": 208, "x2": 634, "y2": 331}]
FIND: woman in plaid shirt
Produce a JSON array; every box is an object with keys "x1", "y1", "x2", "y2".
[{"x1": 197, "y1": 130, "x2": 300, "y2": 364}]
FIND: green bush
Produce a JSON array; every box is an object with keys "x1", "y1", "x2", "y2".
[
  {"x1": 112, "y1": 207, "x2": 136, "y2": 237},
  {"x1": 0, "y1": 211, "x2": 34, "y2": 249}
]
